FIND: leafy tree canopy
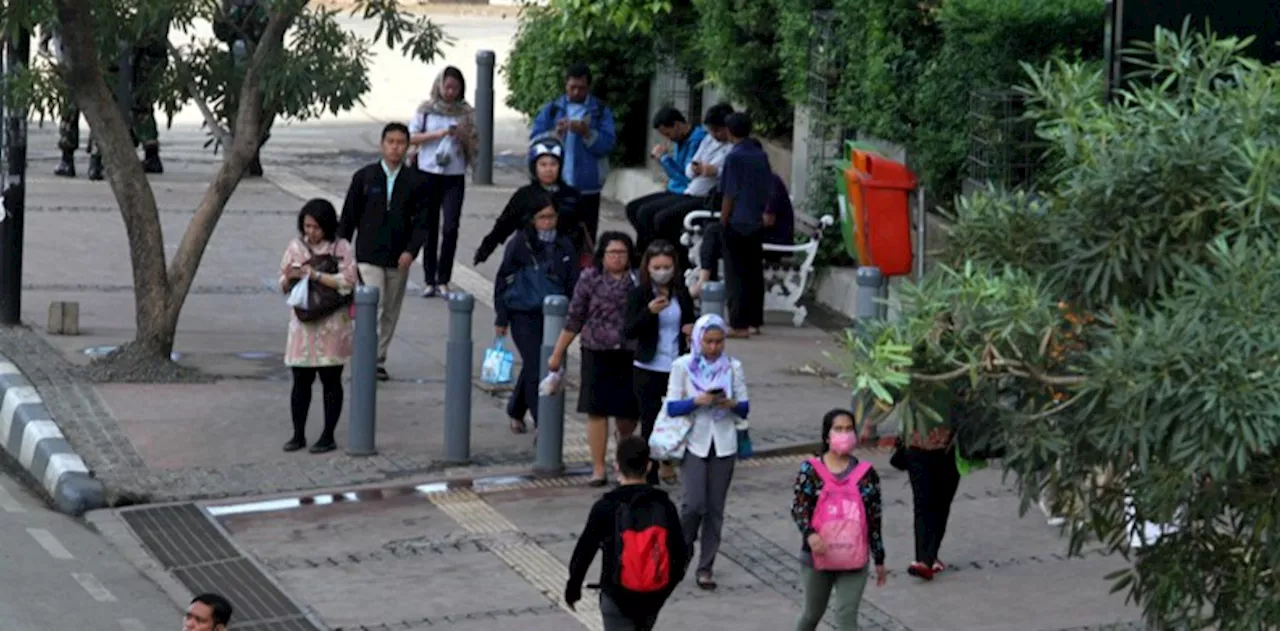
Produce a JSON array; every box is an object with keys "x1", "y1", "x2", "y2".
[
  {"x1": 9, "y1": 0, "x2": 448, "y2": 143},
  {"x1": 847, "y1": 25, "x2": 1280, "y2": 629}
]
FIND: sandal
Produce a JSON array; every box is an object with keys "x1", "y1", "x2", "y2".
[
  {"x1": 509, "y1": 418, "x2": 528, "y2": 434},
  {"x1": 907, "y1": 562, "x2": 935, "y2": 581},
  {"x1": 695, "y1": 572, "x2": 717, "y2": 590},
  {"x1": 659, "y1": 461, "x2": 678, "y2": 485},
  {"x1": 587, "y1": 476, "x2": 608, "y2": 487},
  {"x1": 932, "y1": 559, "x2": 946, "y2": 573}
]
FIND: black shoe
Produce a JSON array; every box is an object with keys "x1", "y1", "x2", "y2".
[
  {"x1": 309, "y1": 438, "x2": 336, "y2": 454},
  {"x1": 142, "y1": 147, "x2": 163, "y2": 174},
  {"x1": 87, "y1": 156, "x2": 104, "y2": 181},
  {"x1": 376, "y1": 367, "x2": 390, "y2": 381},
  {"x1": 54, "y1": 153, "x2": 75, "y2": 178},
  {"x1": 247, "y1": 155, "x2": 263, "y2": 177},
  {"x1": 282, "y1": 437, "x2": 306, "y2": 452}
]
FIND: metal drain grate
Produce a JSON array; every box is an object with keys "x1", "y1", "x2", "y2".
[{"x1": 121, "y1": 503, "x2": 320, "y2": 630}]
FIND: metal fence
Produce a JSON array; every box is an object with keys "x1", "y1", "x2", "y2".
[{"x1": 965, "y1": 88, "x2": 1045, "y2": 195}]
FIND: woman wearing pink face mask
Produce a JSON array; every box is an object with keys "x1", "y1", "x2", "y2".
[{"x1": 790, "y1": 408, "x2": 887, "y2": 630}]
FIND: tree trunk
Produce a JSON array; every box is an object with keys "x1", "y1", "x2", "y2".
[
  {"x1": 52, "y1": 1, "x2": 300, "y2": 377},
  {"x1": 54, "y1": 1, "x2": 172, "y2": 366}
]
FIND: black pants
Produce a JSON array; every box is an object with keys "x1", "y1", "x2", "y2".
[
  {"x1": 578, "y1": 193, "x2": 602, "y2": 245},
  {"x1": 600, "y1": 591, "x2": 660, "y2": 631},
  {"x1": 724, "y1": 224, "x2": 765, "y2": 329},
  {"x1": 626, "y1": 192, "x2": 681, "y2": 250},
  {"x1": 506, "y1": 311, "x2": 544, "y2": 426},
  {"x1": 701, "y1": 223, "x2": 786, "y2": 280},
  {"x1": 289, "y1": 365, "x2": 344, "y2": 443},
  {"x1": 905, "y1": 448, "x2": 961, "y2": 565},
  {"x1": 423, "y1": 173, "x2": 466, "y2": 286},
  {"x1": 633, "y1": 367, "x2": 670, "y2": 485},
  {"x1": 652, "y1": 196, "x2": 709, "y2": 268}
]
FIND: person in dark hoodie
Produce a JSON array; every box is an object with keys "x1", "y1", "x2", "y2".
[
  {"x1": 474, "y1": 138, "x2": 588, "y2": 267},
  {"x1": 493, "y1": 195, "x2": 580, "y2": 434},
  {"x1": 566, "y1": 435, "x2": 688, "y2": 631},
  {"x1": 718, "y1": 112, "x2": 774, "y2": 339}
]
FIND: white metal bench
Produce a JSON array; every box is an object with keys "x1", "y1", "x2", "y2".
[{"x1": 680, "y1": 209, "x2": 835, "y2": 327}]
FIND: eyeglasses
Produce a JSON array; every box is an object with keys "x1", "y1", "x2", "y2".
[
  {"x1": 605, "y1": 250, "x2": 629, "y2": 256},
  {"x1": 646, "y1": 243, "x2": 677, "y2": 254}
]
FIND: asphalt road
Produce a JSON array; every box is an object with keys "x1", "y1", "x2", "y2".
[{"x1": 0, "y1": 456, "x2": 179, "y2": 631}]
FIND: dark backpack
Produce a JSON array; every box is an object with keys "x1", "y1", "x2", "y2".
[{"x1": 614, "y1": 495, "x2": 673, "y2": 593}]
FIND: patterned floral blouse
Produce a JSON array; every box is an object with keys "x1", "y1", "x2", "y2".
[
  {"x1": 791, "y1": 456, "x2": 886, "y2": 567},
  {"x1": 565, "y1": 267, "x2": 636, "y2": 351},
  {"x1": 280, "y1": 238, "x2": 358, "y2": 368}
]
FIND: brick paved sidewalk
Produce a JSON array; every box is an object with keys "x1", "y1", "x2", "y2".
[
  {"x1": 0, "y1": 124, "x2": 849, "y2": 504},
  {"x1": 195, "y1": 451, "x2": 1149, "y2": 631}
]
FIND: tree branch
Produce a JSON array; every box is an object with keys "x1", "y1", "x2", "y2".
[
  {"x1": 910, "y1": 360, "x2": 1086, "y2": 386},
  {"x1": 165, "y1": 4, "x2": 303, "y2": 319},
  {"x1": 1027, "y1": 391, "x2": 1086, "y2": 420},
  {"x1": 165, "y1": 41, "x2": 231, "y2": 147}
]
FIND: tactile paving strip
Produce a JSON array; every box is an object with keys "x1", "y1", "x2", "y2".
[{"x1": 429, "y1": 489, "x2": 605, "y2": 631}]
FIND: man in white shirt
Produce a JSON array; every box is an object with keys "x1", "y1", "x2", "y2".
[{"x1": 645, "y1": 103, "x2": 735, "y2": 267}]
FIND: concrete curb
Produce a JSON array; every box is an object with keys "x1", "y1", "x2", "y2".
[{"x1": 0, "y1": 356, "x2": 105, "y2": 516}]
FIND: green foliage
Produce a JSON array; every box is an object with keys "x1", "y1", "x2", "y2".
[
  {"x1": 546, "y1": 0, "x2": 674, "y2": 40},
  {"x1": 910, "y1": 0, "x2": 1102, "y2": 207},
  {"x1": 829, "y1": 0, "x2": 939, "y2": 144},
  {"x1": 770, "y1": 0, "x2": 832, "y2": 107},
  {"x1": 691, "y1": 0, "x2": 791, "y2": 138},
  {"x1": 502, "y1": 4, "x2": 657, "y2": 165},
  {"x1": 14, "y1": 0, "x2": 447, "y2": 136},
  {"x1": 846, "y1": 27, "x2": 1280, "y2": 629}
]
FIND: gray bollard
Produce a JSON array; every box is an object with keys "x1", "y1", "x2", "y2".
[
  {"x1": 700, "y1": 281, "x2": 725, "y2": 319},
  {"x1": 473, "y1": 50, "x2": 495, "y2": 186},
  {"x1": 855, "y1": 266, "x2": 884, "y2": 327},
  {"x1": 444, "y1": 292, "x2": 474, "y2": 463},
  {"x1": 534, "y1": 294, "x2": 569, "y2": 476},
  {"x1": 347, "y1": 285, "x2": 380, "y2": 456}
]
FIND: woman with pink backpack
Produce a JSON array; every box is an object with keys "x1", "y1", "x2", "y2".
[{"x1": 791, "y1": 408, "x2": 888, "y2": 630}]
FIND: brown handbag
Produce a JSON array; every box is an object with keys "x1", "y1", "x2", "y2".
[{"x1": 290, "y1": 244, "x2": 353, "y2": 323}]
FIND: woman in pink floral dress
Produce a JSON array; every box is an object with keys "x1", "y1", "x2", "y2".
[{"x1": 279, "y1": 199, "x2": 359, "y2": 453}]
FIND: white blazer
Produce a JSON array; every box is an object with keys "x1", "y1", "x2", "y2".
[{"x1": 665, "y1": 354, "x2": 749, "y2": 459}]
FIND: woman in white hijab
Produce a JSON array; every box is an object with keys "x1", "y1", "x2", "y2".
[{"x1": 664, "y1": 313, "x2": 750, "y2": 590}]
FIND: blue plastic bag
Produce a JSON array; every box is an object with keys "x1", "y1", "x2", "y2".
[{"x1": 481, "y1": 337, "x2": 514, "y2": 385}]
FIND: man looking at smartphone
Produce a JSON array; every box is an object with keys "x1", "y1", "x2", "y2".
[
  {"x1": 531, "y1": 63, "x2": 617, "y2": 244},
  {"x1": 638, "y1": 103, "x2": 735, "y2": 268},
  {"x1": 626, "y1": 106, "x2": 705, "y2": 251}
]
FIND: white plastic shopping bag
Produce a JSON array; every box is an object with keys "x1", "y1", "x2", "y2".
[
  {"x1": 648, "y1": 401, "x2": 693, "y2": 460},
  {"x1": 434, "y1": 134, "x2": 455, "y2": 167},
  {"x1": 538, "y1": 368, "x2": 563, "y2": 396},
  {"x1": 286, "y1": 278, "x2": 309, "y2": 309},
  {"x1": 481, "y1": 336, "x2": 514, "y2": 385}
]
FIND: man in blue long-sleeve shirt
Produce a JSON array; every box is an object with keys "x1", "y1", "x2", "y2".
[
  {"x1": 530, "y1": 63, "x2": 617, "y2": 245},
  {"x1": 626, "y1": 106, "x2": 707, "y2": 251}
]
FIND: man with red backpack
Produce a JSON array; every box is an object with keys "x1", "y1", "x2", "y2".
[{"x1": 566, "y1": 436, "x2": 689, "y2": 630}]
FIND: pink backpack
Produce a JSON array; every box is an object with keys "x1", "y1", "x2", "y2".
[{"x1": 807, "y1": 457, "x2": 872, "y2": 571}]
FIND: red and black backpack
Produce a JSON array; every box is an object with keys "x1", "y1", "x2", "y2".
[{"x1": 614, "y1": 495, "x2": 673, "y2": 593}]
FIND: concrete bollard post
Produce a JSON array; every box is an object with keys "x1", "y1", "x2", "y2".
[
  {"x1": 444, "y1": 292, "x2": 474, "y2": 463},
  {"x1": 855, "y1": 266, "x2": 884, "y2": 327},
  {"x1": 700, "y1": 281, "x2": 725, "y2": 319},
  {"x1": 534, "y1": 295, "x2": 569, "y2": 476},
  {"x1": 347, "y1": 285, "x2": 380, "y2": 456},
  {"x1": 473, "y1": 50, "x2": 495, "y2": 186}
]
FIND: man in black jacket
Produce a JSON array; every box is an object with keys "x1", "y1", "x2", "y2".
[
  {"x1": 566, "y1": 436, "x2": 689, "y2": 630},
  {"x1": 338, "y1": 123, "x2": 430, "y2": 381}
]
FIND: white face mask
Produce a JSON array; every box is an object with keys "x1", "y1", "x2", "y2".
[{"x1": 649, "y1": 268, "x2": 674, "y2": 285}]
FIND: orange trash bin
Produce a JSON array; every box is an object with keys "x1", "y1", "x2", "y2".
[{"x1": 853, "y1": 152, "x2": 917, "y2": 278}]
